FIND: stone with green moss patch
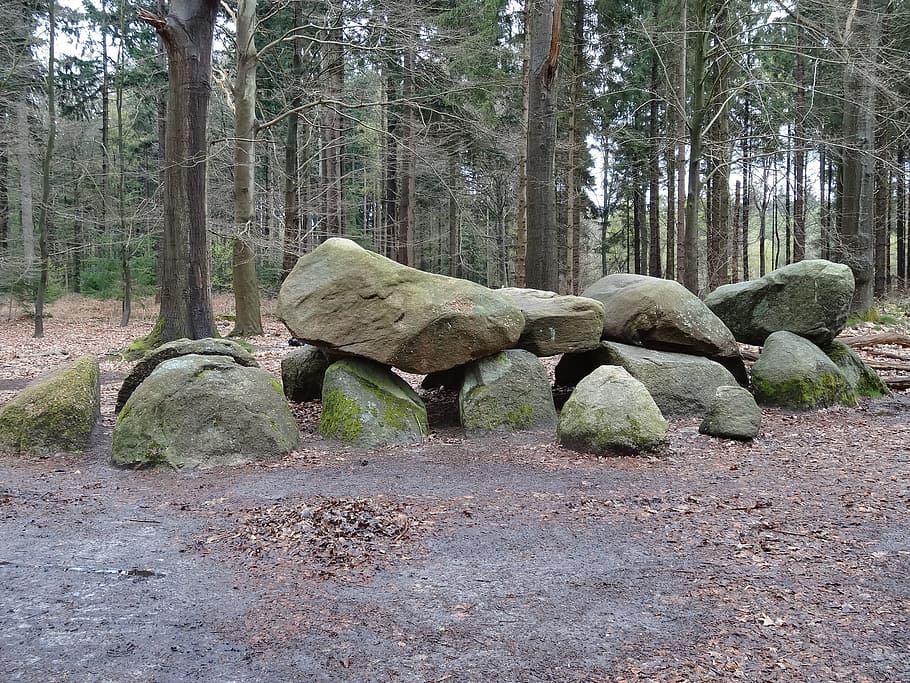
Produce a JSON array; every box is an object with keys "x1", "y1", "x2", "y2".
[
  {"x1": 0, "y1": 356, "x2": 100, "y2": 455},
  {"x1": 557, "y1": 365, "x2": 667, "y2": 456},
  {"x1": 112, "y1": 354, "x2": 297, "y2": 470},
  {"x1": 318, "y1": 358, "x2": 427, "y2": 447},
  {"x1": 752, "y1": 331, "x2": 857, "y2": 410},
  {"x1": 458, "y1": 350, "x2": 556, "y2": 435},
  {"x1": 823, "y1": 341, "x2": 890, "y2": 399}
]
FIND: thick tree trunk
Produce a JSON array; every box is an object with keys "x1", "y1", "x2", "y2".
[
  {"x1": 873, "y1": 127, "x2": 890, "y2": 296},
  {"x1": 683, "y1": 18, "x2": 706, "y2": 293},
  {"x1": 741, "y1": 96, "x2": 751, "y2": 280},
  {"x1": 837, "y1": 2, "x2": 882, "y2": 313},
  {"x1": 230, "y1": 0, "x2": 263, "y2": 337},
  {"x1": 525, "y1": 0, "x2": 562, "y2": 291},
  {"x1": 674, "y1": 0, "x2": 688, "y2": 286},
  {"x1": 34, "y1": 0, "x2": 55, "y2": 339},
  {"x1": 516, "y1": 2, "x2": 531, "y2": 286},
  {"x1": 139, "y1": 0, "x2": 218, "y2": 343}
]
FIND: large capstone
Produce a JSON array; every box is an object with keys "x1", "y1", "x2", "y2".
[
  {"x1": 581, "y1": 273, "x2": 745, "y2": 382},
  {"x1": 557, "y1": 365, "x2": 668, "y2": 456},
  {"x1": 698, "y1": 385, "x2": 762, "y2": 441},
  {"x1": 278, "y1": 238, "x2": 525, "y2": 374},
  {"x1": 0, "y1": 356, "x2": 100, "y2": 455},
  {"x1": 458, "y1": 349, "x2": 557, "y2": 435},
  {"x1": 704, "y1": 259, "x2": 854, "y2": 346},
  {"x1": 319, "y1": 358, "x2": 428, "y2": 448},
  {"x1": 555, "y1": 341, "x2": 739, "y2": 417},
  {"x1": 496, "y1": 288, "x2": 605, "y2": 356},
  {"x1": 116, "y1": 337, "x2": 258, "y2": 413},
  {"x1": 751, "y1": 331, "x2": 857, "y2": 410},
  {"x1": 112, "y1": 354, "x2": 298, "y2": 470}
]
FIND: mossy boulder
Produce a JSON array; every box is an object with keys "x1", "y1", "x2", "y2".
[
  {"x1": 581, "y1": 273, "x2": 746, "y2": 382},
  {"x1": 752, "y1": 331, "x2": 857, "y2": 410},
  {"x1": 112, "y1": 354, "x2": 298, "y2": 470},
  {"x1": 319, "y1": 358, "x2": 428, "y2": 447},
  {"x1": 458, "y1": 349, "x2": 557, "y2": 435},
  {"x1": 704, "y1": 259, "x2": 854, "y2": 346},
  {"x1": 699, "y1": 385, "x2": 762, "y2": 441},
  {"x1": 116, "y1": 337, "x2": 258, "y2": 413},
  {"x1": 823, "y1": 341, "x2": 890, "y2": 399},
  {"x1": 281, "y1": 345, "x2": 332, "y2": 401},
  {"x1": 557, "y1": 365, "x2": 668, "y2": 456},
  {"x1": 0, "y1": 356, "x2": 100, "y2": 455},
  {"x1": 496, "y1": 287, "x2": 605, "y2": 356},
  {"x1": 555, "y1": 341, "x2": 739, "y2": 417},
  {"x1": 278, "y1": 238, "x2": 524, "y2": 374}
]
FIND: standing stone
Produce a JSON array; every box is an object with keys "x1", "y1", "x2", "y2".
[
  {"x1": 458, "y1": 350, "x2": 557, "y2": 435},
  {"x1": 113, "y1": 355, "x2": 298, "y2": 470},
  {"x1": 557, "y1": 365, "x2": 668, "y2": 455},
  {"x1": 699, "y1": 386, "x2": 762, "y2": 440},
  {"x1": 823, "y1": 341, "x2": 890, "y2": 399},
  {"x1": 278, "y1": 238, "x2": 524, "y2": 374},
  {"x1": 496, "y1": 287, "x2": 605, "y2": 356},
  {"x1": 0, "y1": 357, "x2": 100, "y2": 455},
  {"x1": 752, "y1": 331, "x2": 857, "y2": 409},
  {"x1": 319, "y1": 358, "x2": 428, "y2": 448},
  {"x1": 704, "y1": 260, "x2": 854, "y2": 346},
  {"x1": 281, "y1": 345, "x2": 332, "y2": 401}
]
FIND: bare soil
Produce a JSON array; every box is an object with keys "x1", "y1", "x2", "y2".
[{"x1": 1, "y1": 296, "x2": 909, "y2": 682}]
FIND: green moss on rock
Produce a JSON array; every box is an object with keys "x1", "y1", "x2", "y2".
[{"x1": 319, "y1": 388, "x2": 365, "y2": 442}]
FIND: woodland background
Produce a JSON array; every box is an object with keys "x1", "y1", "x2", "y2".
[{"x1": 2, "y1": 0, "x2": 909, "y2": 334}]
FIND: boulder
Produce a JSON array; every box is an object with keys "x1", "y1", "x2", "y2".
[
  {"x1": 751, "y1": 331, "x2": 857, "y2": 409},
  {"x1": 319, "y1": 358, "x2": 428, "y2": 447},
  {"x1": 0, "y1": 356, "x2": 100, "y2": 455},
  {"x1": 496, "y1": 287, "x2": 605, "y2": 356},
  {"x1": 278, "y1": 238, "x2": 525, "y2": 374},
  {"x1": 557, "y1": 365, "x2": 668, "y2": 455},
  {"x1": 698, "y1": 385, "x2": 762, "y2": 441},
  {"x1": 112, "y1": 354, "x2": 298, "y2": 469},
  {"x1": 823, "y1": 341, "x2": 890, "y2": 399},
  {"x1": 555, "y1": 341, "x2": 738, "y2": 417},
  {"x1": 581, "y1": 273, "x2": 746, "y2": 382},
  {"x1": 281, "y1": 345, "x2": 332, "y2": 402},
  {"x1": 704, "y1": 259, "x2": 854, "y2": 346},
  {"x1": 458, "y1": 350, "x2": 557, "y2": 435},
  {"x1": 116, "y1": 337, "x2": 257, "y2": 413}
]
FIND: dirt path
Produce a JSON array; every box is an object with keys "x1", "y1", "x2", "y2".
[{"x1": 1, "y1": 299, "x2": 909, "y2": 681}]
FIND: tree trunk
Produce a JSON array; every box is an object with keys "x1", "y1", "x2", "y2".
[
  {"x1": 117, "y1": 0, "x2": 131, "y2": 325},
  {"x1": 525, "y1": 0, "x2": 562, "y2": 291},
  {"x1": 17, "y1": 99, "x2": 34, "y2": 270},
  {"x1": 897, "y1": 144, "x2": 906, "y2": 287},
  {"x1": 648, "y1": 45, "x2": 661, "y2": 279},
  {"x1": 674, "y1": 0, "x2": 688, "y2": 286},
  {"x1": 732, "y1": 180, "x2": 741, "y2": 282},
  {"x1": 448, "y1": 152, "x2": 460, "y2": 278},
  {"x1": 139, "y1": 0, "x2": 218, "y2": 343},
  {"x1": 683, "y1": 4, "x2": 706, "y2": 293},
  {"x1": 837, "y1": 1, "x2": 882, "y2": 313},
  {"x1": 516, "y1": 1, "x2": 531, "y2": 286},
  {"x1": 873, "y1": 126, "x2": 890, "y2": 296},
  {"x1": 321, "y1": 5, "x2": 344, "y2": 239},
  {"x1": 34, "y1": 0, "x2": 55, "y2": 339},
  {"x1": 741, "y1": 95, "x2": 751, "y2": 280},
  {"x1": 0, "y1": 131, "x2": 7, "y2": 252},
  {"x1": 230, "y1": 0, "x2": 263, "y2": 337},
  {"x1": 793, "y1": 18, "x2": 806, "y2": 262}
]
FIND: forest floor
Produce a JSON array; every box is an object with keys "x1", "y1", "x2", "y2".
[{"x1": 1, "y1": 294, "x2": 909, "y2": 682}]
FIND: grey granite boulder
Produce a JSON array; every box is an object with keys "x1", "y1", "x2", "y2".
[
  {"x1": 112, "y1": 354, "x2": 298, "y2": 470},
  {"x1": 496, "y1": 287, "x2": 605, "y2": 356},
  {"x1": 278, "y1": 238, "x2": 524, "y2": 374},
  {"x1": 458, "y1": 349, "x2": 557, "y2": 435},
  {"x1": 281, "y1": 345, "x2": 332, "y2": 402},
  {"x1": 823, "y1": 341, "x2": 890, "y2": 399},
  {"x1": 116, "y1": 337, "x2": 257, "y2": 413},
  {"x1": 704, "y1": 259, "x2": 854, "y2": 346},
  {"x1": 557, "y1": 365, "x2": 668, "y2": 455},
  {"x1": 555, "y1": 341, "x2": 739, "y2": 417},
  {"x1": 698, "y1": 385, "x2": 761, "y2": 440},
  {"x1": 319, "y1": 358, "x2": 428, "y2": 447},
  {"x1": 0, "y1": 357, "x2": 100, "y2": 455},
  {"x1": 751, "y1": 331, "x2": 857, "y2": 409},
  {"x1": 581, "y1": 273, "x2": 745, "y2": 382}
]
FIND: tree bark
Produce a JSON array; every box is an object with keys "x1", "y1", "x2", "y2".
[
  {"x1": 230, "y1": 0, "x2": 263, "y2": 336},
  {"x1": 281, "y1": 13, "x2": 302, "y2": 278},
  {"x1": 525, "y1": 0, "x2": 562, "y2": 291},
  {"x1": 139, "y1": 0, "x2": 218, "y2": 343},
  {"x1": 675, "y1": 0, "x2": 688, "y2": 286},
  {"x1": 34, "y1": 0, "x2": 55, "y2": 339},
  {"x1": 17, "y1": 99, "x2": 34, "y2": 270},
  {"x1": 897, "y1": 144, "x2": 906, "y2": 287},
  {"x1": 648, "y1": 45, "x2": 661, "y2": 279},
  {"x1": 683, "y1": 2, "x2": 706, "y2": 293},
  {"x1": 321, "y1": 3, "x2": 344, "y2": 240}
]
